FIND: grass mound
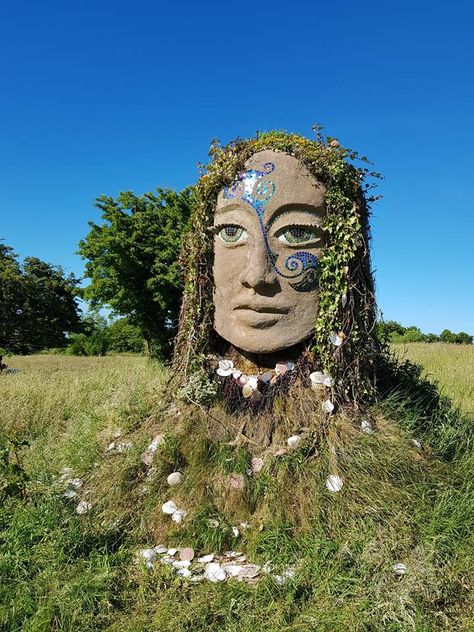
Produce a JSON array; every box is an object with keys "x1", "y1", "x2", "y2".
[{"x1": 1, "y1": 355, "x2": 474, "y2": 631}]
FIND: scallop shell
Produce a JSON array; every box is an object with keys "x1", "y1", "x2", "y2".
[
  {"x1": 180, "y1": 547, "x2": 195, "y2": 561},
  {"x1": 360, "y1": 419, "x2": 373, "y2": 434},
  {"x1": 275, "y1": 362, "x2": 288, "y2": 375},
  {"x1": 171, "y1": 509, "x2": 186, "y2": 524},
  {"x1": 242, "y1": 384, "x2": 253, "y2": 398},
  {"x1": 329, "y1": 333, "x2": 344, "y2": 347},
  {"x1": 251, "y1": 457, "x2": 264, "y2": 473},
  {"x1": 75, "y1": 501, "x2": 92, "y2": 515},
  {"x1": 310, "y1": 371, "x2": 325, "y2": 384},
  {"x1": 393, "y1": 562, "x2": 407, "y2": 576}
]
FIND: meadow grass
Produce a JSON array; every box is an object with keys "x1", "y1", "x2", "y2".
[
  {"x1": 1, "y1": 353, "x2": 474, "y2": 631},
  {"x1": 391, "y1": 343, "x2": 474, "y2": 417}
]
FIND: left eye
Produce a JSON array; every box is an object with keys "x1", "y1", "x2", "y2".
[
  {"x1": 218, "y1": 225, "x2": 248, "y2": 243},
  {"x1": 276, "y1": 226, "x2": 319, "y2": 244}
]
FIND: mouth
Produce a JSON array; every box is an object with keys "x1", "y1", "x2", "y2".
[
  {"x1": 234, "y1": 304, "x2": 290, "y2": 314},
  {"x1": 233, "y1": 304, "x2": 289, "y2": 328}
]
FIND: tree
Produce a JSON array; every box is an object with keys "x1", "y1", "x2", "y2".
[
  {"x1": 0, "y1": 243, "x2": 82, "y2": 362},
  {"x1": 78, "y1": 188, "x2": 193, "y2": 358},
  {"x1": 455, "y1": 332, "x2": 473, "y2": 345},
  {"x1": 440, "y1": 329, "x2": 457, "y2": 344}
]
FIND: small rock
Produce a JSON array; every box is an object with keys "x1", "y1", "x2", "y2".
[{"x1": 167, "y1": 472, "x2": 182, "y2": 486}]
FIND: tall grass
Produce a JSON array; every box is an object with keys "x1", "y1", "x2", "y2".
[
  {"x1": 1, "y1": 354, "x2": 474, "y2": 631},
  {"x1": 392, "y1": 343, "x2": 474, "y2": 417}
]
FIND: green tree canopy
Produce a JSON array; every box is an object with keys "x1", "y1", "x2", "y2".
[
  {"x1": 78, "y1": 188, "x2": 193, "y2": 358},
  {"x1": 0, "y1": 242, "x2": 81, "y2": 358}
]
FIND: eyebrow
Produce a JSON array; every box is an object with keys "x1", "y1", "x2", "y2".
[
  {"x1": 265, "y1": 203, "x2": 325, "y2": 229},
  {"x1": 214, "y1": 202, "x2": 255, "y2": 218}
]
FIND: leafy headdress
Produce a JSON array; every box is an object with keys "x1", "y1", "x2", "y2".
[{"x1": 173, "y1": 129, "x2": 381, "y2": 409}]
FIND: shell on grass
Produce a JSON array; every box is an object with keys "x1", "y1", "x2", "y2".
[{"x1": 326, "y1": 475, "x2": 343, "y2": 493}]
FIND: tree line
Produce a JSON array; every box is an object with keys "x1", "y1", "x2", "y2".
[
  {"x1": 1, "y1": 185, "x2": 472, "y2": 363},
  {"x1": 378, "y1": 320, "x2": 472, "y2": 345}
]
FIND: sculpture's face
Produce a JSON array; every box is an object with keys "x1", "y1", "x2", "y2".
[{"x1": 213, "y1": 150, "x2": 327, "y2": 354}]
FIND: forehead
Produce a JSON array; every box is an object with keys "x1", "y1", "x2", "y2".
[{"x1": 216, "y1": 149, "x2": 326, "y2": 217}]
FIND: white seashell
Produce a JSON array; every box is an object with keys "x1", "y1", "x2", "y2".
[
  {"x1": 204, "y1": 562, "x2": 227, "y2": 582},
  {"x1": 154, "y1": 545, "x2": 168, "y2": 554},
  {"x1": 171, "y1": 509, "x2": 186, "y2": 524},
  {"x1": 167, "y1": 548, "x2": 178, "y2": 556},
  {"x1": 259, "y1": 371, "x2": 273, "y2": 384},
  {"x1": 287, "y1": 435, "x2": 301, "y2": 447},
  {"x1": 240, "y1": 522, "x2": 250, "y2": 530},
  {"x1": 361, "y1": 419, "x2": 374, "y2": 434},
  {"x1": 217, "y1": 367, "x2": 233, "y2": 377},
  {"x1": 322, "y1": 399, "x2": 335, "y2": 414},
  {"x1": 179, "y1": 547, "x2": 195, "y2": 561},
  {"x1": 218, "y1": 359, "x2": 234, "y2": 371},
  {"x1": 229, "y1": 473, "x2": 245, "y2": 490},
  {"x1": 247, "y1": 376, "x2": 258, "y2": 390},
  {"x1": 231, "y1": 526, "x2": 240, "y2": 537},
  {"x1": 147, "y1": 435, "x2": 164, "y2": 453},
  {"x1": 232, "y1": 370, "x2": 242, "y2": 379},
  {"x1": 59, "y1": 467, "x2": 74, "y2": 479},
  {"x1": 341, "y1": 293, "x2": 348, "y2": 308},
  {"x1": 237, "y1": 374, "x2": 248, "y2": 386},
  {"x1": 309, "y1": 371, "x2": 325, "y2": 384},
  {"x1": 242, "y1": 384, "x2": 253, "y2": 398},
  {"x1": 251, "y1": 457, "x2": 264, "y2": 473},
  {"x1": 326, "y1": 475, "x2": 343, "y2": 492},
  {"x1": 189, "y1": 574, "x2": 205, "y2": 582},
  {"x1": 238, "y1": 564, "x2": 260, "y2": 579},
  {"x1": 222, "y1": 563, "x2": 243, "y2": 577},
  {"x1": 286, "y1": 362, "x2": 295, "y2": 371},
  {"x1": 323, "y1": 376, "x2": 334, "y2": 388},
  {"x1": 62, "y1": 489, "x2": 77, "y2": 499},
  {"x1": 172, "y1": 560, "x2": 191, "y2": 568},
  {"x1": 393, "y1": 562, "x2": 407, "y2": 576},
  {"x1": 197, "y1": 554, "x2": 215, "y2": 563},
  {"x1": 162, "y1": 500, "x2": 177, "y2": 515},
  {"x1": 412, "y1": 438, "x2": 422, "y2": 449},
  {"x1": 138, "y1": 548, "x2": 158, "y2": 563},
  {"x1": 112, "y1": 430, "x2": 122, "y2": 438},
  {"x1": 75, "y1": 501, "x2": 92, "y2": 515},
  {"x1": 275, "y1": 362, "x2": 288, "y2": 375},
  {"x1": 207, "y1": 519, "x2": 219, "y2": 528},
  {"x1": 167, "y1": 472, "x2": 182, "y2": 486},
  {"x1": 69, "y1": 478, "x2": 83, "y2": 489},
  {"x1": 177, "y1": 567, "x2": 192, "y2": 577},
  {"x1": 116, "y1": 441, "x2": 132, "y2": 453},
  {"x1": 329, "y1": 333, "x2": 344, "y2": 347},
  {"x1": 105, "y1": 442, "x2": 115, "y2": 452}
]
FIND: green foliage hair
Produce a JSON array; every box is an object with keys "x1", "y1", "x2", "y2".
[{"x1": 173, "y1": 128, "x2": 382, "y2": 408}]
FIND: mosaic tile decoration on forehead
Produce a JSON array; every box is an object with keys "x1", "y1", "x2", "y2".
[{"x1": 223, "y1": 162, "x2": 319, "y2": 292}]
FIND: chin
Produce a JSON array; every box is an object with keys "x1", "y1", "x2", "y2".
[{"x1": 224, "y1": 327, "x2": 314, "y2": 356}]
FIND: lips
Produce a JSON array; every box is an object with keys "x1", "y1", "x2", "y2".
[{"x1": 233, "y1": 304, "x2": 290, "y2": 314}]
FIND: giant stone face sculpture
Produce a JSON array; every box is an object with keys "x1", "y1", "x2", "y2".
[{"x1": 213, "y1": 150, "x2": 327, "y2": 354}]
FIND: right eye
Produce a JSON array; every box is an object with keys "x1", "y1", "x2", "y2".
[{"x1": 217, "y1": 225, "x2": 248, "y2": 243}]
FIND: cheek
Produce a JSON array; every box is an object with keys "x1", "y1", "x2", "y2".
[{"x1": 213, "y1": 243, "x2": 245, "y2": 291}]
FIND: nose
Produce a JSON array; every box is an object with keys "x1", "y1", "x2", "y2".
[{"x1": 239, "y1": 237, "x2": 279, "y2": 291}]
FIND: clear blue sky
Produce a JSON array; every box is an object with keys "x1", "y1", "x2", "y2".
[{"x1": 1, "y1": 0, "x2": 473, "y2": 334}]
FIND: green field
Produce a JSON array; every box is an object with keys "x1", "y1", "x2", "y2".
[
  {"x1": 391, "y1": 342, "x2": 474, "y2": 417},
  {"x1": 1, "y1": 349, "x2": 474, "y2": 631}
]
